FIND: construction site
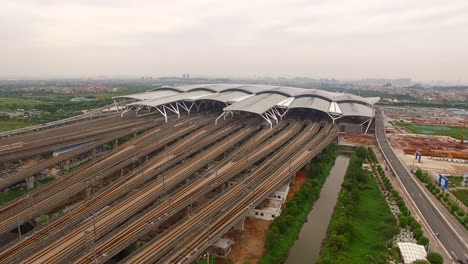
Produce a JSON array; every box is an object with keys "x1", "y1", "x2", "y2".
[
  {"x1": 0, "y1": 84, "x2": 379, "y2": 264},
  {"x1": 382, "y1": 106, "x2": 467, "y2": 176}
]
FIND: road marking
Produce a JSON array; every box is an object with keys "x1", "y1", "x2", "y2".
[{"x1": 450, "y1": 250, "x2": 457, "y2": 260}]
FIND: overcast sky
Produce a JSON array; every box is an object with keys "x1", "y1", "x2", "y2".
[{"x1": 1, "y1": 0, "x2": 468, "y2": 82}]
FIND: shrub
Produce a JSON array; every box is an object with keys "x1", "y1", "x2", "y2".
[
  {"x1": 417, "y1": 236, "x2": 429, "y2": 246},
  {"x1": 413, "y1": 228, "x2": 423, "y2": 239},
  {"x1": 415, "y1": 168, "x2": 423, "y2": 179},
  {"x1": 356, "y1": 146, "x2": 368, "y2": 160},
  {"x1": 399, "y1": 215, "x2": 408, "y2": 227},
  {"x1": 426, "y1": 252, "x2": 443, "y2": 264},
  {"x1": 450, "y1": 203, "x2": 459, "y2": 212}
]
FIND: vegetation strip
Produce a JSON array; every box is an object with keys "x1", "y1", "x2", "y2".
[
  {"x1": 413, "y1": 168, "x2": 468, "y2": 229},
  {"x1": 318, "y1": 147, "x2": 399, "y2": 264},
  {"x1": 367, "y1": 147, "x2": 443, "y2": 264},
  {"x1": 257, "y1": 144, "x2": 337, "y2": 264}
]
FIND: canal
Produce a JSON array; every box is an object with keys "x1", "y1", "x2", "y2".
[{"x1": 285, "y1": 154, "x2": 350, "y2": 264}]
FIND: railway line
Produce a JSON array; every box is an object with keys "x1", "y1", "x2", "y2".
[
  {"x1": 0, "y1": 101, "x2": 132, "y2": 138},
  {"x1": 0, "y1": 114, "x2": 158, "y2": 163},
  {"x1": 167, "y1": 124, "x2": 337, "y2": 264},
  {"x1": 73, "y1": 120, "x2": 301, "y2": 263},
  {"x1": 0, "y1": 117, "x2": 166, "y2": 191},
  {"x1": 0, "y1": 116, "x2": 242, "y2": 263},
  {"x1": 122, "y1": 121, "x2": 332, "y2": 263},
  {"x1": 19, "y1": 119, "x2": 258, "y2": 264},
  {"x1": 0, "y1": 114, "x2": 213, "y2": 235}
]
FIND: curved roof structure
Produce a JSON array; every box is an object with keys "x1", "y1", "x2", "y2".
[{"x1": 117, "y1": 84, "x2": 379, "y2": 124}]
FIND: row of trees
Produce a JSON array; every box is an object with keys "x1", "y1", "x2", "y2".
[
  {"x1": 258, "y1": 145, "x2": 337, "y2": 264},
  {"x1": 413, "y1": 168, "x2": 468, "y2": 228},
  {"x1": 367, "y1": 148, "x2": 443, "y2": 264}
]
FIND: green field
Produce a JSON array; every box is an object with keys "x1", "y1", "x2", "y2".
[
  {"x1": 319, "y1": 152, "x2": 399, "y2": 264},
  {"x1": 392, "y1": 121, "x2": 466, "y2": 139},
  {"x1": 451, "y1": 189, "x2": 468, "y2": 207},
  {"x1": 447, "y1": 176, "x2": 463, "y2": 187},
  {"x1": 0, "y1": 97, "x2": 50, "y2": 109},
  {"x1": 0, "y1": 120, "x2": 40, "y2": 132}
]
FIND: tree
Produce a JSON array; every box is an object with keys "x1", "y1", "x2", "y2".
[
  {"x1": 426, "y1": 252, "x2": 443, "y2": 264},
  {"x1": 415, "y1": 168, "x2": 423, "y2": 179},
  {"x1": 355, "y1": 146, "x2": 368, "y2": 160},
  {"x1": 412, "y1": 260, "x2": 429, "y2": 264}
]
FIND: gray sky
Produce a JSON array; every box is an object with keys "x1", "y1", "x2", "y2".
[{"x1": 1, "y1": 0, "x2": 468, "y2": 82}]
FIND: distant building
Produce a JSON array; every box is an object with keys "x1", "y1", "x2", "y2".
[{"x1": 70, "y1": 97, "x2": 96, "y2": 102}]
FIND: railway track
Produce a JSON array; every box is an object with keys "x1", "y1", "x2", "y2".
[
  {"x1": 123, "y1": 121, "x2": 335, "y2": 264},
  {"x1": 167, "y1": 124, "x2": 337, "y2": 264},
  {"x1": 120, "y1": 121, "x2": 323, "y2": 263},
  {"x1": 0, "y1": 114, "x2": 159, "y2": 163},
  {"x1": 0, "y1": 117, "x2": 167, "y2": 191},
  {"x1": 0, "y1": 116, "x2": 241, "y2": 263},
  {"x1": 19, "y1": 120, "x2": 257, "y2": 264},
  {"x1": 0, "y1": 115, "x2": 213, "y2": 235},
  {"x1": 73, "y1": 120, "x2": 301, "y2": 263}
]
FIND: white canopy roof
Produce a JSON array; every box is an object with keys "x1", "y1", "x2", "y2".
[
  {"x1": 121, "y1": 84, "x2": 379, "y2": 119},
  {"x1": 397, "y1": 242, "x2": 427, "y2": 264}
]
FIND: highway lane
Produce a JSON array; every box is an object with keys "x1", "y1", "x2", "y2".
[{"x1": 375, "y1": 110, "x2": 468, "y2": 262}]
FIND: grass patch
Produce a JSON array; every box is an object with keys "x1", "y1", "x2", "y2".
[
  {"x1": 0, "y1": 178, "x2": 55, "y2": 205},
  {"x1": 318, "y1": 148, "x2": 399, "y2": 264},
  {"x1": 446, "y1": 176, "x2": 463, "y2": 187},
  {"x1": 392, "y1": 121, "x2": 466, "y2": 139},
  {"x1": 451, "y1": 189, "x2": 468, "y2": 207},
  {"x1": 258, "y1": 145, "x2": 337, "y2": 264},
  {"x1": 0, "y1": 120, "x2": 40, "y2": 132},
  {"x1": 0, "y1": 97, "x2": 49, "y2": 109}
]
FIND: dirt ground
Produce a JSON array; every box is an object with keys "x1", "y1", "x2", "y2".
[
  {"x1": 286, "y1": 171, "x2": 307, "y2": 202},
  {"x1": 339, "y1": 133, "x2": 376, "y2": 146},
  {"x1": 383, "y1": 116, "x2": 467, "y2": 176},
  {"x1": 225, "y1": 218, "x2": 270, "y2": 264},
  {"x1": 397, "y1": 151, "x2": 466, "y2": 176},
  {"x1": 17, "y1": 158, "x2": 39, "y2": 170},
  {"x1": 223, "y1": 172, "x2": 307, "y2": 264}
]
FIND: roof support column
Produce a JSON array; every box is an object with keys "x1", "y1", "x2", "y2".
[
  {"x1": 177, "y1": 101, "x2": 191, "y2": 115},
  {"x1": 327, "y1": 113, "x2": 343, "y2": 124},
  {"x1": 113, "y1": 100, "x2": 122, "y2": 112},
  {"x1": 277, "y1": 108, "x2": 289, "y2": 119},
  {"x1": 120, "y1": 105, "x2": 135, "y2": 117},
  {"x1": 260, "y1": 114, "x2": 273, "y2": 129},
  {"x1": 155, "y1": 106, "x2": 168, "y2": 123},
  {"x1": 364, "y1": 117, "x2": 373, "y2": 134},
  {"x1": 135, "y1": 105, "x2": 145, "y2": 115},
  {"x1": 164, "y1": 103, "x2": 180, "y2": 119},
  {"x1": 215, "y1": 112, "x2": 226, "y2": 125},
  {"x1": 265, "y1": 109, "x2": 278, "y2": 124},
  {"x1": 194, "y1": 102, "x2": 202, "y2": 112}
]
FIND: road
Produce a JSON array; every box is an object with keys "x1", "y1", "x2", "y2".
[{"x1": 375, "y1": 110, "x2": 468, "y2": 262}]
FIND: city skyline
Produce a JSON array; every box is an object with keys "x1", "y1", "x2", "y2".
[{"x1": 1, "y1": 0, "x2": 468, "y2": 83}]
